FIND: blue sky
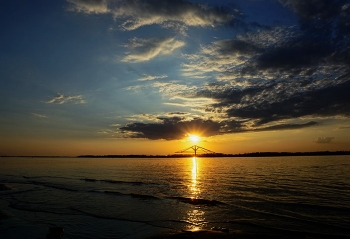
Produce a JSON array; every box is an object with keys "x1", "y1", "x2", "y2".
[{"x1": 1, "y1": 0, "x2": 350, "y2": 155}]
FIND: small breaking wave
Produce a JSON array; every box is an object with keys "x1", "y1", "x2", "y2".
[
  {"x1": 81, "y1": 178, "x2": 144, "y2": 185},
  {"x1": 104, "y1": 190, "x2": 160, "y2": 200},
  {"x1": 129, "y1": 193, "x2": 160, "y2": 200},
  {"x1": 23, "y1": 178, "x2": 78, "y2": 192},
  {"x1": 168, "y1": 196, "x2": 226, "y2": 206},
  {"x1": 103, "y1": 190, "x2": 123, "y2": 196},
  {"x1": 101, "y1": 179, "x2": 143, "y2": 185},
  {"x1": 23, "y1": 175, "x2": 70, "y2": 180}
]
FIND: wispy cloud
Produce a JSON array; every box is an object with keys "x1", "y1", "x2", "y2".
[
  {"x1": 182, "y1": 39, "x2": 263, "y2": 79},
  {"x1": 110, "y1": 123, "x2": 121, "y2": 127},
  {"x1": 66, "y1": 0, "x2": 108, "y2": 14},
  {"x1": 122, "y1": 37, "x2": 185, "y2": 62},
  {"x1": 67, "y1": 0, "x2": 234, "y2": 32},
  {"x1": 46, "y1": 93, "x2": 86, "y2": 104},
  {"x1": 31, "y1": 113, "x2": 48, "y2": 118},
  {"x1": 138, "y1": 74, "x2": 167, "y2": 81},
  {"x1": 152, "y1": 81, "x2": 197, "y2": 97}
]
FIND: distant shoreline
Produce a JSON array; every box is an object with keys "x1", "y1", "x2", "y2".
[
  {"x1": 78, "y1": 151, "x2": 350, "y2": 158},
  {"x1": 2, "y1": 151, "x2": 350, "y2": 158}
]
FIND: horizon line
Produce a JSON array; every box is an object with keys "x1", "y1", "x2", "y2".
[{"x1": 2, "y1": 150, "x2": 350, "y2": 158}]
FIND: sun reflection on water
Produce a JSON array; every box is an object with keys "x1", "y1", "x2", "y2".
[
  {"x1": 190, "y1": 157, "x2": 199, "y2": 197},
  {"x1": 186, "y1": 209, "x2": 206, "y2": 231},
  {"x1": 185, "y1": 157, "x2": 206, "y2": 231}
]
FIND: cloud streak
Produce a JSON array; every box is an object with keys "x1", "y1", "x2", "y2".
[
  {"x1": 67, "y1": 0, "x2": 108, "y2": 14},
  {"x1": 122, "y1": 37, "x2": 185, "y2": 62},
  {"x1": 31, "y1": 113, "x2": 48, "y2": 118},
  {"x1": 46, "y1": 93, "x2": 86, "y2": 104},
  {"x1": 138, "y1": 74, "x2": 167, "y2": 81}
]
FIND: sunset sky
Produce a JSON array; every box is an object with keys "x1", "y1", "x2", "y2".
[{"x1": 1, "y1": 0, "x2": 350, "y2": 156}]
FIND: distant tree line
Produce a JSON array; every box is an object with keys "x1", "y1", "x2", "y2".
[
  {"x1": 2, "y1": 151, "x2": 349, "y2": 158},
  {"x1": 77, "y1": 151, "x2": 350, "y2": 158}
]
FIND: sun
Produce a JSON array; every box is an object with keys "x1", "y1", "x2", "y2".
[{"x1": 189, "y1": 134, "x2": 200, "y2": 143}]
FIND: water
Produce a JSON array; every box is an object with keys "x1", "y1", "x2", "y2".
[{"x1": 0, "y1": 156, "x2": 349, "y2": 238}]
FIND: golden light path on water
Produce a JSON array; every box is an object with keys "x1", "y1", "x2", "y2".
[
  {"x1": 191, "y1": 157, "x2": 199, "y2": 196},
  {"x1": 186, "y1": 157, "x2": 206, "y2": 231}
]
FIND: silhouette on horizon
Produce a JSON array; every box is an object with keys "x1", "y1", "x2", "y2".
[{"x1": 175, "y1": 145, "x2": 215, "y2": 156}]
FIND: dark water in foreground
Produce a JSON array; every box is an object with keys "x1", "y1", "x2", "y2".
[{"x1": 0, "y1": 156, "x2": 349, "y2": 239}]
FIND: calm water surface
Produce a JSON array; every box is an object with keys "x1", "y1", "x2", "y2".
[{"x1": 0, "y1": 156, "x2": 349, "y2": 238}]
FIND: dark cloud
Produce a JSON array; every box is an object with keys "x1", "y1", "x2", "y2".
[
  {"x1": 199, "y1": 76, "x2": 350, "y2": 126},
  {"x1": 120, "y1": 117, "x2": 222, "y2": 140},
  {"x1": 280, "y1": 0, "x2": 346, "y2": 21},
  {"x1": 337, "y1": 3, "x2": 350, "y2": 36},
  {"x1": 255, "y1": 39, "x2": 331, "y2": 73},
  {"x1": 213, "y1": 39, "x2": 262, "y2": 56},
  {"x1": 120, "y1": 117, "x2": 318, "y2": 140},
  {"x1": 195, "y1": 0, "x2": 350, "y2": 125},
  {"x1": 314, "y1": 137, "x2": 335, "y2": 143},
  {"x1": 255, "y1": 121, "x2": 318, "y2": 132},
  {"x1": 236, "y1": 0, "x2": 350, "y2": 78}
]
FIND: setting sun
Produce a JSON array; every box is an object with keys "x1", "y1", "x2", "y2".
[{"x1": 189, "y1": 134, "x2": 200, "y2": 143}]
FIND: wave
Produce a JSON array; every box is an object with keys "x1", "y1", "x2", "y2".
[
  {"x1": 103, "y1": 190, "x2": 123, "y2": 196},
  {"x1": 9, "y1": 200, "x2": 79, "y2": 216},
  {"x1": 23, "y1": 175, "x2": 71, "y2": 180},
  {"x1": 43, "y1": 183, "x2": 78, "y2": 192},
  {"x1": 104, "y1": 190, "x2": 160, "y2": 200},
  {"x1": 168, "y1": 196, "x2": 226, "y2": 206},
  {"x1": 129, "y1": 193, "x2": 160, "y2": 200},
  {"x1": 23, "y1": 179, "x2": 78, "y2": 192},
  {"x1": 275, "y1": 201, "x2": 350, "y2": 214},
  {"x1": 101, "y1": 179, "x2": 143, "y2": 185},
  {"x1": 82, "y1": 178, "x2": 144, "y2": 185},
  {"x1": 82, "y1": 178, "x2": 98, "y2": 182},
  {"x1": 21, "y1": 176, "x2": 161, "y2": 201},
  {"x1": 102, "y1": 191, "x2": 222, "y2": 204},
  {"x1": 70, "y1": 207, "x2": 147, "y2": 223}
]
